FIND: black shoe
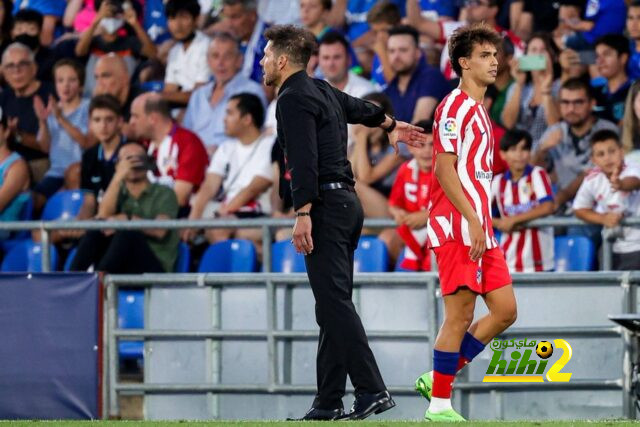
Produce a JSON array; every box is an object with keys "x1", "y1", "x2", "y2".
[
  {"x1": 286, "y1": 407, "x2": 344, "y2": 421},
  {"x1": 342, "y1": 390, "x2": 396, "y2": 420}
]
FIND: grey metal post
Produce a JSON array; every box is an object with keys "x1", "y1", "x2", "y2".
[
  {"x1": 40, "y1": 225, "x2": 50, "y2": 272},
  {"x1": 266, "y1": 279, "x2": 278, "y2": 390},
  {"x1": 283, "y1": 284, "x2": 293, "y2": 384},
  {"x1": 102, "y1": 278, "x2": 109, "y2": 419},
  {"x1": 211, "y1": 279, "x2": 221, "y2": 418},
  {"x1": 622, "y1": 272, "x2": 637, "y2": 419},
  {"x1": 106, "y1": 277, "x2": 119, "y2": 417},
  {"x1": 262, "y1": 225, "x2": 271, "y2": 273}
]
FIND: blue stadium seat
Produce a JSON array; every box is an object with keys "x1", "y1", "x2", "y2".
[
  {"x1": 394, "y1": 250, "x2": 412, "y2": 272},
  {"x1": 63, "y1": 247, "x2": 78, "y2": 272},
  {"x1": 354, "y1": 236, "x2": 388, "y2": 272},
  {"x1": 42, "y1": 190, "x2": 84, "y2": 221},
  {"x1": 1, "y1": 195, "x2": 34, "y2": 252},
  {"x1": 1, "y1": 240, "x2": 58, "y2": 272},
  {"x1": 175, "y1": 242, "x2": 191, "y2": 272},
  {"x1": 118, "y1": 289, "x2": 144, "y2": 361},
  {"x1": 554, "y1": 235, "x2": 596, "y2": 271},
  {"x1": 198, "y1": 239, "x2": 257, "y2": 272},
  {"x1": 271, "y1": 240, "x2": 306, "y2": 273}
]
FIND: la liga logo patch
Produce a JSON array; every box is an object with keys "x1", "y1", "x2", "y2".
[{"x1": 442, "y1": 118, "x2": 458, "y2": 139}]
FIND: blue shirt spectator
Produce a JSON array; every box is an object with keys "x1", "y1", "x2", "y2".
[
  {"x1": 582, "y1": 0, "x2": 626, "y2": 44},
  {"x1": 45, "y1": 99, "x2": 89, "y2": 179},
  {"x1": 13, "y1": 0, "x2": 65, "y2": 17},
  {"x1": 143, "y1": 0, "x2": 171, "y2": 44},
  {"x1": 345, "y1": 0, "x2": 404, "y2": 42},
  {"x1": 419, "y1": 0, "x2": 459, "y2": 20}
]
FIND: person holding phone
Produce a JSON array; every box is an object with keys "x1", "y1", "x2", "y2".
[{"x1": 501, "y1": 32, "x2": 561, "y2": 146}]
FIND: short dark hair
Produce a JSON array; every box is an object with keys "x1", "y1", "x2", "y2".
[
  {"x1": 222, "y1": 0, "x2": 257, "y2": 10},
  {"x1": 264, "y1": 25, "x2": 317, "y2": 68},
  {"x1": 165, "y1": 0, "x2": 200, "y2": 19},
  {"x1": 367, "y1": 1, "x2": 402, "y2": 25},
  {"x1": 53, "y1": 59, "x2": 85, "y2": 87},
  {"x1": 590, "y1": 129, "x2": 621, "y2": 147},
  {"x1": 318, "y1": 31, "x2": 350, "y2": 55},
  {"x1": 143, "y1": 96, "x2": 171, "y2": 119},
  {"x1": 89, "y1": 94, "x2": 123, "y2": 117},
  {"x1": 13, "y1": 9, "x2": 43, "y2": 30},
  {"x1": 230, "y1": 93, "x2": 265, "y2": 128},
  {"x1": 413, "y1": 119, "x2": 433, "y2": 135},
  {"x1": 595, "y1": 34, "x2": 630, "y2": 57},
  {"x1": 363, "y1": 92, "x2": 394, "y2": 116},
  {"x1": 449, "y1": 23, "x2": 502, "y2": 78},
  {"x1": 500, "y1": 129, "x2": 532, "y2": 151},
  {"x1": 210, "y1": 31, "x2": 241, "y2": 53},
  {"x1": 561, "y1": 77, "x2": 594, "y2": 99},
  {"x1": 388, "y1": 25, "x2": 419, "y2": 46}
]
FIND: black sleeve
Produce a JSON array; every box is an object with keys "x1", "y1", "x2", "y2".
[
  {"x1": 80, "y1": 150, "x2": 91, "y2": 192},
  {"x1": 277, "y1": 93, "x2": 318, "y2": 210},
  {"x1": 329, "y1": 85, "x2": 387, "y2": 127}
]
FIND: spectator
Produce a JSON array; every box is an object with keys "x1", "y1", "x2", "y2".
[
  {"x1": 513, "y1": 0, "x2": 561, "y2": 41},
  {"x1": 75, "y1": 0, "x2": 156, "y2": 97},
  {"x1": 12, "y1": 0, "x2": 65, "y2": 46},
  {"x1": 32, "y1": 59, "x2": 91, "y2": 214},
  {"x1": 557, "y1": 48, "x2": 589, "y2": 84},
  {"x1": 366, "y1": 1, "x2": 401, "y2": 88},
  {"x1": 501, "y1": 33, "x2": 561, "y2": 146},
  {"x1": 350, "y1": 92, "x2": 404, "y2": 217},
  {"x1": 64, "y1": 0, "x2": 96, "y2": 33},
  {"x1": 129, "y1": 93, "x2": 208, "y2": 213},
  {"x1": 627, "y1": 1, "x2": 640, "y2": 81},
  {"x1": 383, "y1": 25, "x2": 449, "y2": 123},
  {"x1": 0, "y1": 42, "x2": 53, "y2": 183},
  {"x1": 388, "y1": 119, "x2": 433, "y2": 271},
  {"x1": 11, "y1": 9, "x2": 58, "y2": 84},
  {"x1": 0, "y1": 0, "x2": 13, "y2": 54},
  {"x1": 0, "y1": 107, "x2": 30, "y2": 236},
  {"x1": 258, "y1": 0, "x2": 301, "y2": 26},
  {"x1": 533, "y1": 77, "x2": 618, "y2": 212},
  {"x1": 553, "y1": 0, "x2": 583, "y2": 49},
  {"x1": 185, "y1": 93, "x2": 274, "y2": 249},
  {"x1": 491, "y1": 129, "x2": 555, "y2": 272},
  {"x1": 162, "y1": 0, "x2": 210, "y2": 107},
  {"x1": 563, "y1": 0, "x2": 626, "y2": 51},
  {"x1": 218, "y1": 0, "x2": 269, "y2": 84},
  {"x1": 300, "y1": 0, "x2": 332, "y2": 39},
  {"x1": 622, "y1": 81, "x2": 640, "y2": 164},
  {"x1": 406, "y1": 0, "x2": 524, "y2": 81},
  {"x1": 318, "y1": 32, "x2": 375, "y2": 98},
  {"x1": 417, "y1": 0, "x2": 458, "y2": 21},
  {"x1": 488, "y1": 36, "x2": 515, "y2": 127},
  {"x1": 183, "y1": 32, "x2": 266, "y2": 154},
  {"x1": 92, "y1": 53, "x2": 136, "y2": 121},
  {"x1": 71, "y1": 141, "x2": 179, "y2": 273},
  {"x1": 592, "y1": 34, "x2": 631, "y2": 125},
  {"x1": 573, "y1": 129, "x2": 640, "y2": 270}
]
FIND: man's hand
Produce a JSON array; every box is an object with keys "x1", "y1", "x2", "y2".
[
  {"x1": 403, "y1": 211, "x2": 429, "y2": 229},
  {"x1": 291, "y1": 214, "x2": 313, "y2": 255},
  {"x1": 493, "y1": 216, "x2": 517, "y2": 233},
  {"x1": 33, "y1": 95, "x2": 50, "y2": 121},
  {"x1": 388, "y1": 121, "x2": 428, "y2": 154},
  {"x1": 113, "y1": 154, "x2": 136, "y2": 181},
  {"x1": 123, "y1": 2, "x2": 139, "y2": 27},
  {"x1": 539, "y1": 127, "x2": 563, "y2": 152},
  {"x1": 602, "y1": 212, "x2": 623, "y2": 228},
  {"x1": 468, "y1": 218, "x2": 486, "y2": 262},
  {"x1": 610, "y1": 166, "x2": 622, "y2": 191},
  {"x1": 103, "y1": 213, "x2": 128, "y2": 236}
]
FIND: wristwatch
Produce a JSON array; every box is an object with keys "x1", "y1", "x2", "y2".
[{"x1": 383, "y1": 115, "x2": 397, "y2": 133}]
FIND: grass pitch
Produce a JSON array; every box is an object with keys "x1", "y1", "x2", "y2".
[{"x1": 1, "y1": 421, "x2": 639, "y2": 426}]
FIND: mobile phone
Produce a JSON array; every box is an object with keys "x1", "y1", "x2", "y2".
[
  {"x1": 518, "y1": 54, "x2": 546, "y2": 71},
  {"x1": 578, "y1": 50, "x2": 596, "y2": 65}
]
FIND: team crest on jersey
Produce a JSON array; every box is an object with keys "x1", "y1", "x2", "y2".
[
  {"x1": 522, "y1": 182, "x2": 531, "y2": 196},
  {"x1": 476, "y1": 268, "x2": 482, "y2": 284},
  {"x1": 442, "y1": 118, "x2": 458, "y2": 139}
]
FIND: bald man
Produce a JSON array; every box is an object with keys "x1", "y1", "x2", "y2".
[
  {"x1": 91, "y1": 54, "x2": 137, "y2": 120},
  {"x1": 129, "y1": 92, "x2": 208, "y2": 214}
]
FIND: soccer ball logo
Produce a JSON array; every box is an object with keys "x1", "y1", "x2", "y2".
[
  {"x1": 444, "y1": 118, "x2": 456, "y2": 133},
  {"x1": 536, "y1": 341, "x2": 553, "y2": 359}
]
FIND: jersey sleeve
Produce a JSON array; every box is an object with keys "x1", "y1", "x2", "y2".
[
  {"x1": 175, "y1": 134, "x2": 209, "y2": 186},
  {"x1": 531, "y1": 167, "x2": 554, "y2": 204},
  {"x1": 207, "y1": 142, "x2": 229, "y2": 176},
  {"x1": 388, "y1": 163, "x2": 408, "y2": 208},
  {"x1": 572, "y1": 177, "x2": 596, "y2": 210}
]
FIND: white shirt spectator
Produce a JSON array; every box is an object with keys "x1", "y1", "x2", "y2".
[
  {"x1": 258, "y1": 0, "x2": 300, "y2": 25},
  {"x1": 342, "y1": 72, "x2": 376, "y2": 99},
  {"x1": 573, "y1": 164, "x2": 640, "y2": 253},
  {"x1": 208, "y1": 133, "x2": 275, "y2": 214},
  {"x1": 165, "y1": 31, "x2": 211, "y2": 91}
]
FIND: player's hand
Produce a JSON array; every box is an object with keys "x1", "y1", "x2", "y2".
[
  {"x1": 404, "y1": 211, "x2": 429, "y2": 229},
  {"x1": 601, "y1": 212, "x2": 623, "y2": 228},
  {"x1": 389, "y1": 121, "x2": 427, "y2": 154},
  {"x1": 292, "y1": 214, "x2": 313, "y2": 255},
  {"x1": 468, "y1": 218, "x2": 486, "y2": 262}
]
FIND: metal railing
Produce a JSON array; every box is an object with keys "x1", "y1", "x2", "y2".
[
  {"x1": 103, "y1": 271, "x2": 640, "y2": 420},
  {"x1": 1, "y1": 216, "x2": 640, "y2": 272}
]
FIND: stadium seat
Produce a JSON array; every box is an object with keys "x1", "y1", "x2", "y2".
[
  {"x1": 354, "y1": 236, "x2": 388, "y2": 272},
  {"x1": 394, "y1": 250, "x2": 412, "y2": 272},
  {"x1": 271, "y1": 240, "x2": 306, "y2": 273},
  {"x1": 198, "y1": 239, "x2": 257, "y2": 272},
  {"x1": 118, "y1": 289, "x2": 144, "y2": 361},
  {"x1": 1, "y1": 195, "x2": 34, "y2": 253},
  {"x1": 175, "y1": 242, "x2": 191, "y2": 273},
  {"x1": 41, "y1": 190, "x2": 84, "y2": 221},
  {"x1": 63, "y1": 247, "x2": 78, "y2": 272},
  {"x1": 554, "y1": 235, "x2": 596, "y2": 271},
  {"x1": 1, "y1": 240, "x2": 58, "y2": 272}
]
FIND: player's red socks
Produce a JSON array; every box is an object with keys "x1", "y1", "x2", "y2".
[{"x1": 432, "y1": 349, "x2": 458, "y2": 398}]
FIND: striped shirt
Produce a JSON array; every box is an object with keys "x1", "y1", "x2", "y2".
[
  {"x1": 491, "y1": 165, "x2": 555, "y2": 272},
  {"x1": 427, "y1": 88, "x2": 498, "y2": 249}
]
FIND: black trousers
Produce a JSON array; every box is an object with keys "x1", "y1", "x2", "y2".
[
  {"x1": 305, "y1": 189, "x2": 386, "y2": 410},
  {"x1": 70, "y1": 229, "x2": 165, "y2": 273}
]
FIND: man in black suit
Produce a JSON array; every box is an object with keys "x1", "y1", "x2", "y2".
[{"x1": 260, "y1": 25, "x2": 427, "y2": 421}]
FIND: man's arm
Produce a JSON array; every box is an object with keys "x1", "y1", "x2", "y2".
[
  {"x1": 494, "y1": 201, "x2": 554, "y2": 233},
  {"x1": 435, "y1": 152, "x2": 486, "y2": 260},
  {"x1": 325, "y1": 0, "x2": 347, "y2": 29},
  {"x1": 222, "y1": 176, "x2": 272, "y2": 213},
  {"x1": 405, "y1": 0, "x2": 443, "y2": 40},
  {"x1": 96, "y1": 158, "x2": 132, "y2": 218},
  {"x1": 162, "y1": 84, "x2": 197, "y2": 106},
  {"x1": 173, "y1": 180, "x2": 194, "y2": 207},
  {"x1": 555, "y1": 172, "x2": 585, "y2": 209},
  {"x1": 574, "y1": 208, "x2": 622, "y2": 228}
]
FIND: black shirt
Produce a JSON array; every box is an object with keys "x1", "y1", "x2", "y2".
[
  {"x1": 271, "y1": 139, "x2": 293, "y2": 211},
  {"x1": 81, "y1": 142, "x2": 122, "y2": 201},
  {"x1": 523, "y1": 0, "x2": 560, "y2": 33},
  {"x1": 275, "y1": 70, "x2": 386, "y2": 210}
]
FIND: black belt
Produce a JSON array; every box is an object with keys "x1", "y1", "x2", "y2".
[{"x1": 319, "y1": 182, "x2": 354, "y2": 192}]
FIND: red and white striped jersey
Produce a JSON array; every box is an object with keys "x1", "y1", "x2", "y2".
[
  {"x1": 427, "y1": 88, "x2": 498, "y2": 249},
  {"x1": 491, "y1": 165, "x2": 555, "y2": 272}
]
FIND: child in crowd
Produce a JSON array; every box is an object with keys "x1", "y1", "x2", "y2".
[
  {"x1": 573, "y1": 129, "x2": 640, "y2": 270},
  {"x1": 388, "y1": 120, "x2": 433, "y2": 271},
  {"x1": 491, "y1": 129, "x2": 555, "y2": 272}
]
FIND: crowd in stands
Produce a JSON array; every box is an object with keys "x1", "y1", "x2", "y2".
[{"x1": 0, "y1": 0, "x2": 639, "y2": 274}]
